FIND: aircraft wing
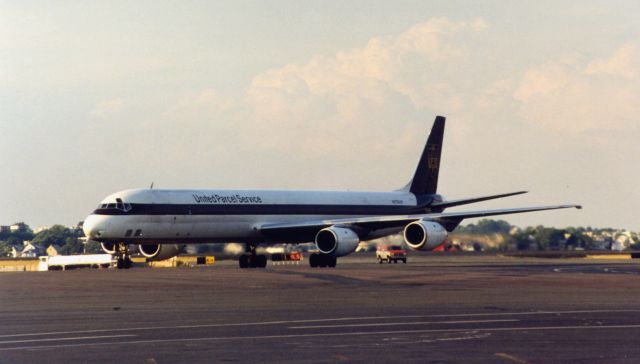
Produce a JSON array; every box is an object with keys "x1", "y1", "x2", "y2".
[{"x1": 259, "y1": 204, "x2": 582, "y2": 239}]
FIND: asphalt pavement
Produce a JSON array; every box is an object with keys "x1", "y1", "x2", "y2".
[{"x1": 1, "y1": 254, "x2": 639, "y2": 363}]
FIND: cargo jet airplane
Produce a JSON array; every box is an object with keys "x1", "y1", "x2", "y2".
[{"x1": 83, "y1": 116, "x2": 581, "y2": 269}]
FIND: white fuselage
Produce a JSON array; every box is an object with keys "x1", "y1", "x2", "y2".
[{"x1": 83, "y1": 188, "x2": 421, "y2": 244}]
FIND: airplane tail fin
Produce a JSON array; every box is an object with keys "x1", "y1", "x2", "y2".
[{"x1": 407, "y1": 116, "x2": 445, "y2": 195}]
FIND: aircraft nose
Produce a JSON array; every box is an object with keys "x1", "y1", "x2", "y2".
[{"x1": 83, "y1": 214, "x2": 105, "y2": 239}]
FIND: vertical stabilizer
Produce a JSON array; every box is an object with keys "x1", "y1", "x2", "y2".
[{"x1": 409, "y1": 116, "x2": 445, "y2": 195}]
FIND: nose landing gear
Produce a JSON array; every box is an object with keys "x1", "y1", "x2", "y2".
[{"x1": 114, "y1": 243, "x2": 132, "y2": 269}]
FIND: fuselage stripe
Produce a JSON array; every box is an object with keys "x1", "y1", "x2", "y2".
[{"x1": 93, "y1": 203, "x2": 426, "y2": 216}]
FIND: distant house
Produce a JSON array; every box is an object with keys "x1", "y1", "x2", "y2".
[
  {"x1": 612, "y1": 232, "x2": 634, "y2": 251},
  {"x1": 10, "y1": 244, "x2": 43, "y2": 258},
  {"x1": 509, "y1": 226, "x2": 522, "y2": 235},
  {"x1": 46, "y1": 245, "x2": 63, "y2": 256},
  {"x1": 10, "y1": 246, "x2": 20, "y2": 258},
  {"x1": 591, "y1": 235, "x2": 612, "y2": 250},
  {"x1": 20, "y1": 241, "x2": 44, "y2": 258},
  {"x1": 10, "y1": 224, "x2": 21, "y2": 232},
  {"x1": 0, "y1": 226, "x2": 10, "y2": 233}
]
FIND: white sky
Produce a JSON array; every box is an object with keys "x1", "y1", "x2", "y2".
[{"x1": 1, "y1": 1, "x2": 639, "y2": 229}]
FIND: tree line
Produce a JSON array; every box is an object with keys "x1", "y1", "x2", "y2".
[
  {"x1": 0, "y1": 223, "x2": 102, "y2": 256},
  {"x1": 1, "y1": 220, "x2": 638, "y2": 257},
  {"x1": 454, "y1": 219, "x2": 640, "y2": 251}
]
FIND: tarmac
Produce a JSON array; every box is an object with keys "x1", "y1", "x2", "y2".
[{"x1": 1, "y1": 253, "x2": 640, "y2": 363}]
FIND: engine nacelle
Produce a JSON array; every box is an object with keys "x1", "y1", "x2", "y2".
[
  {"x1": 138, "y1": 244, "x2": 183, "y2": 261},
  {"x1": 403, "y1": 220, "x2": 448, "y2": 251},
  {"x1": 315, "y1": 226, "x2": 360, "y2": 257},
  {"x1": 100, "y1": 242, "x2": 116, "y2": 254}
]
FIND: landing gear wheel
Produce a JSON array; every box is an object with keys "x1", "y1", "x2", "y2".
[
  {"x1": 256, "y1": 254, "x2": 267, "y2": 268},
  {"x1": 116, "y1": 256, "x2": 132, "y2": 269},
  {"x1": 249, "y1": 254, "x2": 266, "y2": 268},
  {"x1": 239, "y1": 254, "x2": 249, "y2": 268},
  {"x1": 402, "y1": 258, "x2": 407, "y2": 264},
  {"x1": 309, "y1": 253, "x2": 337, "y2": 268},
  {"x1": 238, "y1": 245, "x2": 268, "y2": 269},
  {"x1": 328, "y1": 256, "x2": 337, "y2": 268},
  {"x1": 309, "y1": 253, "x2": 319, "y2": 268},
  {"x1": 113, "y1": 243, "x2": 132, "y2": 269}
]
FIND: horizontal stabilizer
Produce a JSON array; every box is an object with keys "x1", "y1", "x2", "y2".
[{"x1": 430, "y1": 191, "x2": 528, "y2": 209}]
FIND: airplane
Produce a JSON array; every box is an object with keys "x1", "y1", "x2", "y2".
[{"x1": 82, "y1": 116, "x2": 581, "y2": 269}]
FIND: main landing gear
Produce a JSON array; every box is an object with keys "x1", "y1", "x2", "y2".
[
  {"x1": 114, "y1": 243, "x2": 132, "y2": 269},
  {"x1": 239, "y1": 244, "x2": 267, "y2": 268},
  {"x1": 309, "y1": 253, "x2": 337, "y2": 268}
]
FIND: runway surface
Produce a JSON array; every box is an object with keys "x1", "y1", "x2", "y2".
[{"x1": 1, "y1": 254, "x2": 639, "y2": 363}]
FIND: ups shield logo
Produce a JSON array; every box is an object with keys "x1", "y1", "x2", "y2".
[
  {"x1": 428, "y1": 157, "x2": 439, "y2": 169},
  {"x1": 427, "y1": 144, "x2": 440, "y2": 169}
]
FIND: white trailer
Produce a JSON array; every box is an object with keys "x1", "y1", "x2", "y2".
[{"x1": 38, "y1": 254, "x2": 114, "y2": 271}]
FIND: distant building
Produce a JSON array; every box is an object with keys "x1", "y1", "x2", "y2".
[
  {"x1": 46, "y1": 245, "x2": 63, "y2": 256},
  {"x1": 10, "y1": 246, "x2": 20, "y2": 258},
  {"x1": 8, "y1": 242, "x2": 45, "y2": 258},
  {"x1": 10, "y1": 224, "x2": 21, "y2": 232},
  {"x1": 20, "y1": 241, "x2": 44, "y2": 258},
  {"x1": 612, "y1": 232, "x2": 634, "y2": 251},
  {"x1": 509, "y1": 226, "x2": 522, "y2": 235},
  {"x1": 0, "y1": 226, "x2": 10, "y2": 233},
  {"x1": 590, "y1": 235, "x2": 612, "y2": 250}
]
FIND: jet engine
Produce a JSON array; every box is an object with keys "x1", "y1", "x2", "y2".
[
  {"x1": 315, "y1": 226, "x2": 360, "y2": 257},
  {"x1": 403, "y1": 220, "x2": 448, "y2": 251},
  {"x1": 138, "y1": 244, "x2": 183, "y2": 261}
]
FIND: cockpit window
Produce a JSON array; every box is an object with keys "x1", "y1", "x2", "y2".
[{"x1": 99, "y1": 198, "x2": 132, "y2": 212}]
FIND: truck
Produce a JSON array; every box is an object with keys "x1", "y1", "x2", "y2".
[
  {"x1": 38, "y1": 254, "x2": 114, "y2": 271},
  {"x1": 376, "y1": 245, "x2": 407, "y2": 264}
]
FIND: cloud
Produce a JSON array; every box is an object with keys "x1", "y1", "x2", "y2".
[
  {"x1": 149, "y1": 17, "x2": 492, "y2": 190},
  {"x1": 152, "y1": 18, "x2": 639, "y2": 215},
  {"x1": 236, "y1": 17, "x2": 488, "y2": 155},
  {"x1": 586, "y1": 42, "x2": 639, "y2": 79},
  {"x1": 90, "y1": 98, "x2": 126, "y2": 119},
  {"x1": 513, "y1": 56, "x2": 577, "y2": 103},
  {"x1": 247, "y1": 17, "x2": 488, "y2": 107},
  {"x1": 154, "y1": 17, "x2": 491, "y2": 178},
  {"x1": 513, "y1": 42, "x2": 640, "y2": 134}
]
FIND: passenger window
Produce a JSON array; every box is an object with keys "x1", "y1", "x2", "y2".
[
  {"x1": 125, "y1": 229, "x2": 133, "y2": 237},
  {"x1": 107, "y1": 203, "x2": 116, "y2": 209},
  {"x1": 134, "y1": 229, "x2": 142, "y2": 237}
]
